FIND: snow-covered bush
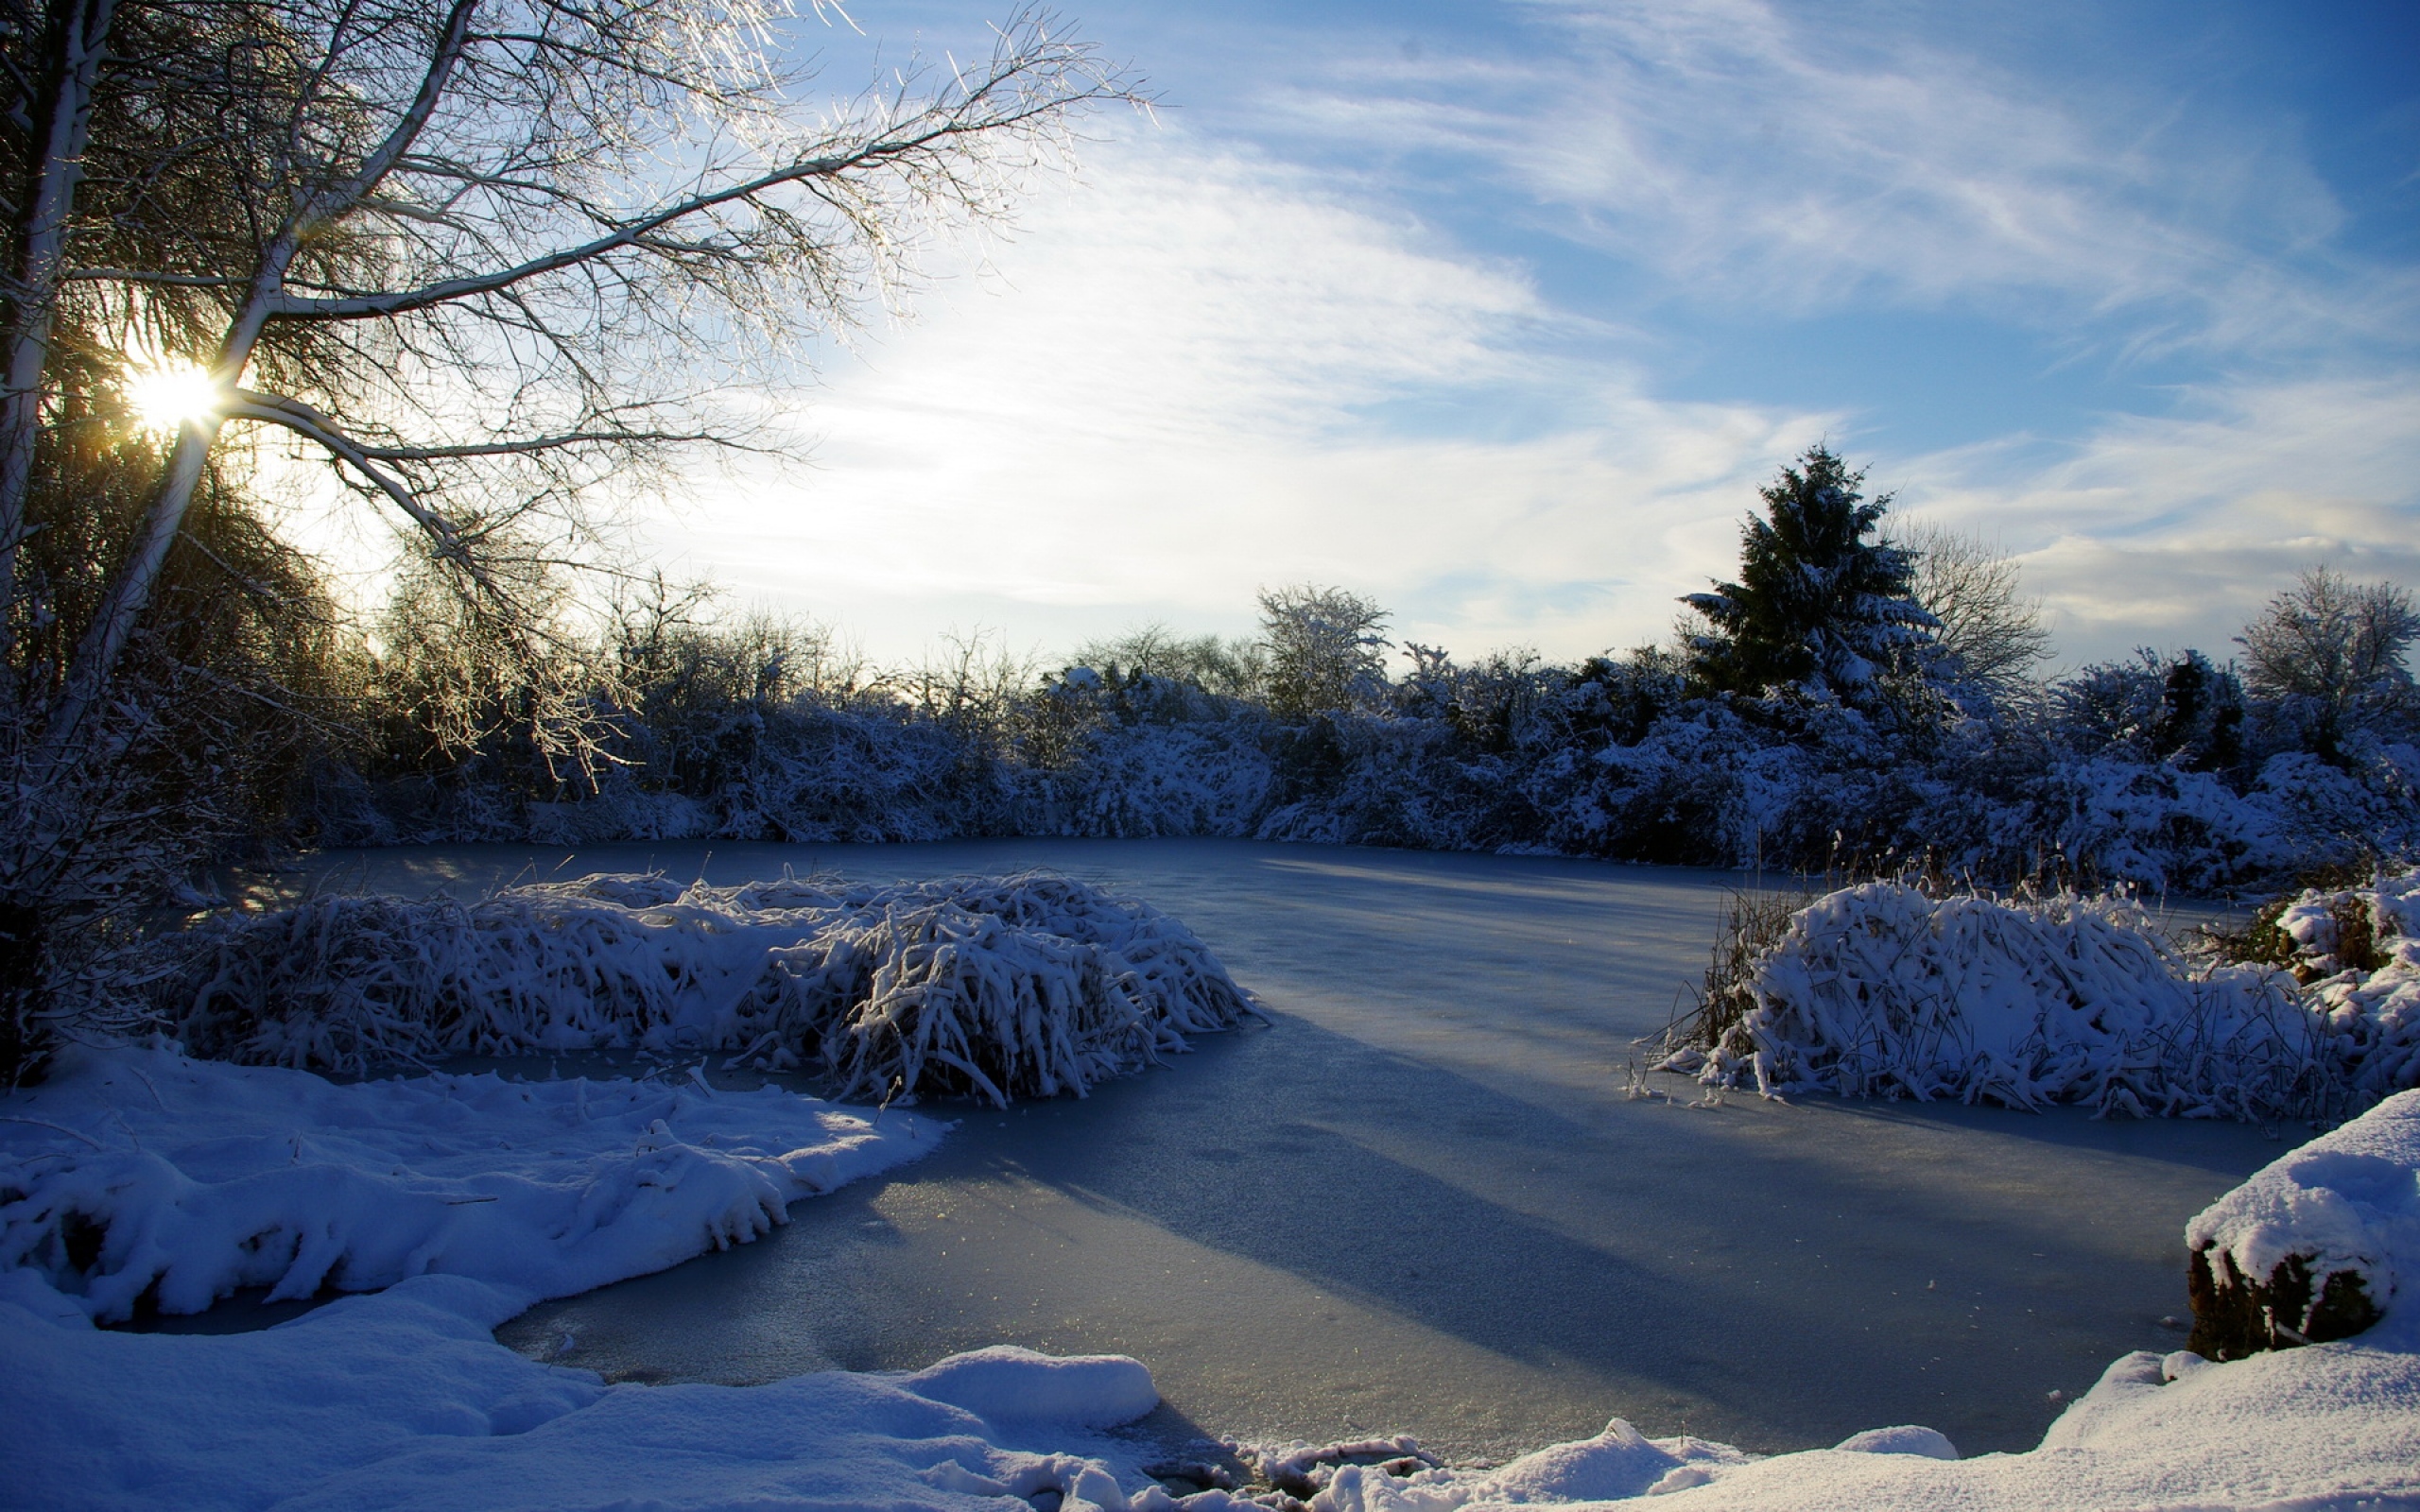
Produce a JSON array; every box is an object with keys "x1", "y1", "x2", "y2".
[
  {"x1": 152, "y1": 872, "x2": 1261, "y2": 1105},
  {"x1": 1656, "y1": 882, "x2": 2340, "y2": 1120},
  {"x1": 2216, "y1": 868, "x2": 2420, "y2": 1108},
  {"x1": 294, "y1": 563, "x2": 2420, "y2": 898}
]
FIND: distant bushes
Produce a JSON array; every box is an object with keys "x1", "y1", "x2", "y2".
[
  {"x1": 291, "y1": 604, "x2": 2416, "y2": 894},
  {"x1": 295, "y1": 454, "x2": 2417, "y2": 894}
]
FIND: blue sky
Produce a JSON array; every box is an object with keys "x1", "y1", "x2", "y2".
[{"x1": 654, "y1": 0, "x2": 2420, "y2": 672}]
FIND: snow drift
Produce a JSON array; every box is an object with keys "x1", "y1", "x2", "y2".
[
  {"x1": 154, "y1": 870, "x2": 1262, "y2": 1105},
  {"x1": 1656, "y1": 882, "x2": 2336, "y2": 1120},
  {"x1": 0, "y1": 1043, "x2": 942, "y2": 1322}
]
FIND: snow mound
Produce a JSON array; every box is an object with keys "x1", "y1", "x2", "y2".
[
  {"x1": 0, "y1": 1042, "x2": 942, "y2": 1322},
  {"x1": 2185, "y1": 1088, "x2": 2420, "y2": 1358},
  {"x1": 901, "y1": 1344, "x2": 1159, "y2": 1428},
  {"x1": 1662, "y1": 882, "x2": 2341, "y2": 1119},
  {"x1": 157, "y1": 869, "x2": 1262, "y2": 1105},
  {"x1": 1, "y1": 1272, "x2": 1171, "y2": 1512}
]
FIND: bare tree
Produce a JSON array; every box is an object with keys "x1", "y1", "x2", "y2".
[
  {"x1": 0, "y1": 0, "x2": 1136, "y2": 1074},
  {"x1": 18, "y1": 1, "x2": 1131, "y2": 765},
  {"x1": 1897, "y1": 520, "x2": 2053, "y2": 699},
  {"x1": 1257, "y1": 584, "x2": 1390, "y2": 719},
  {"x1": 2238, "y1": 566, "x2": 2417, "y2": 761},
  {"x1": 1071, "y1": 621, "x2": 1264, "y2": 697}
]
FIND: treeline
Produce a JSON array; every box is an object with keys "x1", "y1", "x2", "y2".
[{"x1": 303, "y1": 448, "x2": 2420, "y2": 894}]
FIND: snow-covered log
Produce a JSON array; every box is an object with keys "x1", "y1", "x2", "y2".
[
  {"x1": 151, "y1": 871, "x2": 1261, "y2": 1105},
  {"x1": 2186, "y1": 1089, "x2": 2420, "y2": 1359}
]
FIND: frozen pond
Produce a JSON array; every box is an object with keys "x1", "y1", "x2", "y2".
[{"x1": 261, "y1": 838, "x2": 2285, "y2": 1462}]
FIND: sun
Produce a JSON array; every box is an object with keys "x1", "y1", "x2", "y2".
[{"x1": 125, "y1": 356, "x2": 223, "y2": 433}]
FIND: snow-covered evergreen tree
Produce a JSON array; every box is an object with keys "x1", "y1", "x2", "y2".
[{"x1": 1683, "y1": 446, "x2": 1937, "y2": 708}]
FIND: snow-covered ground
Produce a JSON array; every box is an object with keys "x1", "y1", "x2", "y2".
[
  {"x1": 8, "y1": 1043, "x2": 2417, "y2": 1509},
  {"x1": 0, "y1": 1043, "x2": 943, "y2": 1321}
]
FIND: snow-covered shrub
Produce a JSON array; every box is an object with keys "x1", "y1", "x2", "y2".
[
  {"x1": 1657, "y1": 882, "x2": 2330, "y2": 1119},
  {"x1": 2223, "y1": 868, "x2": 2420, "y2": 1108},
  {"x1": 2032, "y1": 757, "x2": 2284, "y2": 891},
  {"x1": 2256, "y1": 742, "x2": 2420, "y2": 868},
  {"x1": 2185, "y1": 1087, "x2": 2419, "y2": 1358},
  {"x1": 152, "y1": 872, "x2": 1261, "y2": 1105}
]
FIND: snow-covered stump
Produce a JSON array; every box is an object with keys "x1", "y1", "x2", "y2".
[
  {"x1": 149, "y1": 870, "x2": 1261, "y2": 1105},
  {"x1": 2184, "y1": 1088, "x2": 2420, "y2": 1360}
]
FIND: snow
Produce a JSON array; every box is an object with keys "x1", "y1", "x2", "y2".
[
  {"x1": 9, "y1": 1034, "x2": 2420, "y2": 1508},
  {"x1": 1, "y1": 1042, "x2": 943, "y2": 1321},
  {"x1": 2187, "y1": 1088, "x2": 2420, "y2": 1331},
  {"x1": 3, "y1": 1270, "x2": 1182, "y2": 1512},
  {"x1": 1294, "y1": 1325, "x2": 2420, "y2": 1509},
  {"x1": 156, "y1": 869, "x2": 1262, "y2": 1104},
  {"x1": 1663, "y1": 881, "x2": 2402, "y2": 1120}
]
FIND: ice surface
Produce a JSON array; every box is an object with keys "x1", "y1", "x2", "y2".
[{"x1": 269, "y1": 838, "x2": 2282, "y2": 1460}]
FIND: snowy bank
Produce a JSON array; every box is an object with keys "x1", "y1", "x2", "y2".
[
  {"x1": 3, "y1": 1272, "x2": 1190, "y2": 1512},
  {"x1": 8, "y1": 1040, "x2": 2420, "y2": 1508},
  {"x1": 1655, "y1": 880, "x2": 2419, "y2": 1120},
  {"x1": 155, "y1": 869, "x2": 1262, "y2": 1104},
  {"x1": 0, "y1": 1043, "x2": 942, "y2": 1321}
]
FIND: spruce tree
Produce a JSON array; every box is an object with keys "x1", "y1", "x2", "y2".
[{"x1": 1684, "y1": 445, "x2": 1934, "y2": 705}]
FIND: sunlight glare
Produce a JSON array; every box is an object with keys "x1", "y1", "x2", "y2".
[{"x1": 126, "y1": 356, "x2": 223, "y2": 433}]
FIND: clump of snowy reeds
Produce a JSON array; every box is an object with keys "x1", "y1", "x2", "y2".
[
  {"x1": 1670, "y1": 884, "x2": 1816, "y2": 1058},
  {"x1": 150, "y1": 870, "x2": 1261, "y2": 1105},
  {"x1": 1651, "y1": 881, "x2": 2348, "y2": 1121}
]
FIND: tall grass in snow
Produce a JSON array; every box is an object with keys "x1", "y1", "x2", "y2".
[
  {"x1": 153, "y1": 872, "x2": 1261, "y2": 1105},
  {"x1": 1653, "y1": 882, "x2": 2347, "y2": 1121}
]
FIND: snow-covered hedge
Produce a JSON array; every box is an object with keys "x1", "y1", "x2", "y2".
[
  {"x1": 154, "y1": 871, "x2": 1261, "y2": 1106},
  {"x1": 2185, "y1": 1088, "x2": 2420, "y2": 1359},
  {"x1": 1656, "y1": 881, "x2": 2396, "y2": 1120}
]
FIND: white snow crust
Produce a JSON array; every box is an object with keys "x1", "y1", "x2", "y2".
[
  {"x1": 0, "y1": 1042, "x2": 942, "y2": 1321},
  {"x1": 157, "y1": 869, "x2": 1262, "y2": 1104},
  {"x1": 1665, "y1": 881, "x2": 2413, "y2": 1120},
  {"x1": 9, "y1": 1033, "x2": 2420, "y2": 1509}
]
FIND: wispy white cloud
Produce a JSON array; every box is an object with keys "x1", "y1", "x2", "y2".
[
  {"x1": 658, "y1": 136, "x2": 1834, "y2": 662},
  {"x1": 654, "y1": 130, "x2": 2416, "y2": 671},
  {"x1": 1256, "y1": 0, "x2": 2413, "y2": 355},
  {"x1": 1893, "y1": 374, "x2": 2420, "y2": 665}
]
